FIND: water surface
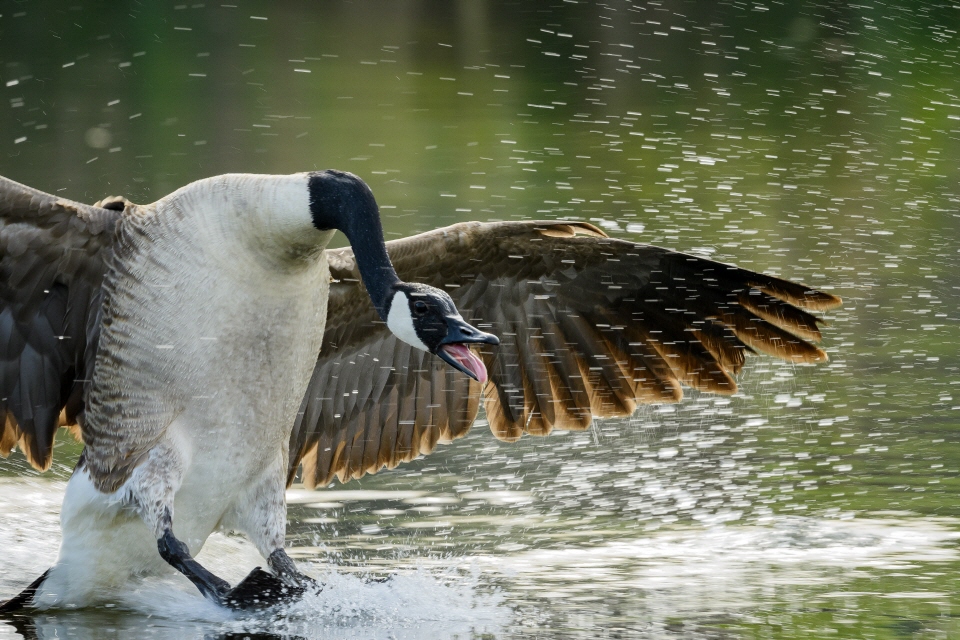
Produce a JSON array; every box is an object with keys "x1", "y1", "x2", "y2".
[{"x1": 1, "y1": 1, "x2": 958, "y2": 638}]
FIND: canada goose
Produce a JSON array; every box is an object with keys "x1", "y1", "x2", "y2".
[{"x1": 0, "y1": 170, "x2": 840, "y2": 611}]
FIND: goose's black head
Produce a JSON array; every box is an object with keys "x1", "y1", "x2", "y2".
[
  {"x1": 385, "y1": 283, "x2": 499, "y2": 383},
  {"x1": 306, "y1": 169, "x2": 499, "y2": 381}
]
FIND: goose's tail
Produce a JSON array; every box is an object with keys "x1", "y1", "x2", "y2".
[{"x1": 0, "y1": 570, "x2": 50, "y2": 613}]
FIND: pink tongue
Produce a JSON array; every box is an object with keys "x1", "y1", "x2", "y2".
[{"x1": 441, "y1": 344, "x2": 488, "y2": 384}]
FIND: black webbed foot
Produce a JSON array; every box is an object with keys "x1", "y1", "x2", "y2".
[
  {"x1": 157, "y1": 525, "x2": 319, "y2": 611},
  {"x1": 221, "y1": 567, "x2": 306, "y2": 611}
]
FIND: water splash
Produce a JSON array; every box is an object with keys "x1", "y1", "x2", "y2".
[{"x1": 0, "y1": 479, "x2": 507, "y2": 639}]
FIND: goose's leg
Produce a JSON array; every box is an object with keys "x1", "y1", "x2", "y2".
[
  {"x1": 127, "y1": 443, "x2": 230, "y2": 602},
  {"x1": 267, "y1": 548, "x2": 318, "y2": 588},
  {"x1": 156, "y1": 509, "x2": 230, "y2": 601},
  {"x1": 226, "y1": 457, "x2": 319, "y2": 592}
]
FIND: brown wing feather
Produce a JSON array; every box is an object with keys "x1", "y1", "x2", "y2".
[
  {"x1": 0, "y1": 176, "x2": 122, "y2": 470},
  {"x1": 289, "y1": 220, "x2": 841, "y2": 488}
]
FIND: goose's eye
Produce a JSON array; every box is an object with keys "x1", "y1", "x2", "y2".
[{"x1": 413, "y1": 300, "x2": 429, "y2": 316}]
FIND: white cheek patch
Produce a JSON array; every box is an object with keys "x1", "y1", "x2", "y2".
[{"x1": 387, "y1": 291, "x2": 429, "y2": 351}]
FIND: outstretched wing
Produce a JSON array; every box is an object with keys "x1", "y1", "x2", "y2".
[
  {"x1": 289, "y1": 221, "x2": 841, "y2": 487},
  {"x1": 0, "y1": 176, "x2": 123, "y2": 470}
]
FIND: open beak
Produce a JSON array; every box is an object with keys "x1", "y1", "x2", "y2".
[{"x1": 436, "y1": 316, "x2": 499, "y2": 383}]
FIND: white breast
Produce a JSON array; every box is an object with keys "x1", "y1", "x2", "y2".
[{"x1": 82, "y1": 180, "x2": 333, "y2": 552}]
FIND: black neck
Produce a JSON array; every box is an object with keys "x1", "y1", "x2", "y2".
[{"x1": 308, "y1": 171, "x2": 399, "y2": 319}]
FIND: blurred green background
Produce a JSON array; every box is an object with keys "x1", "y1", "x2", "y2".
[{"x1": 1, "y1": 1, "x2": 960, "y2": 638}]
